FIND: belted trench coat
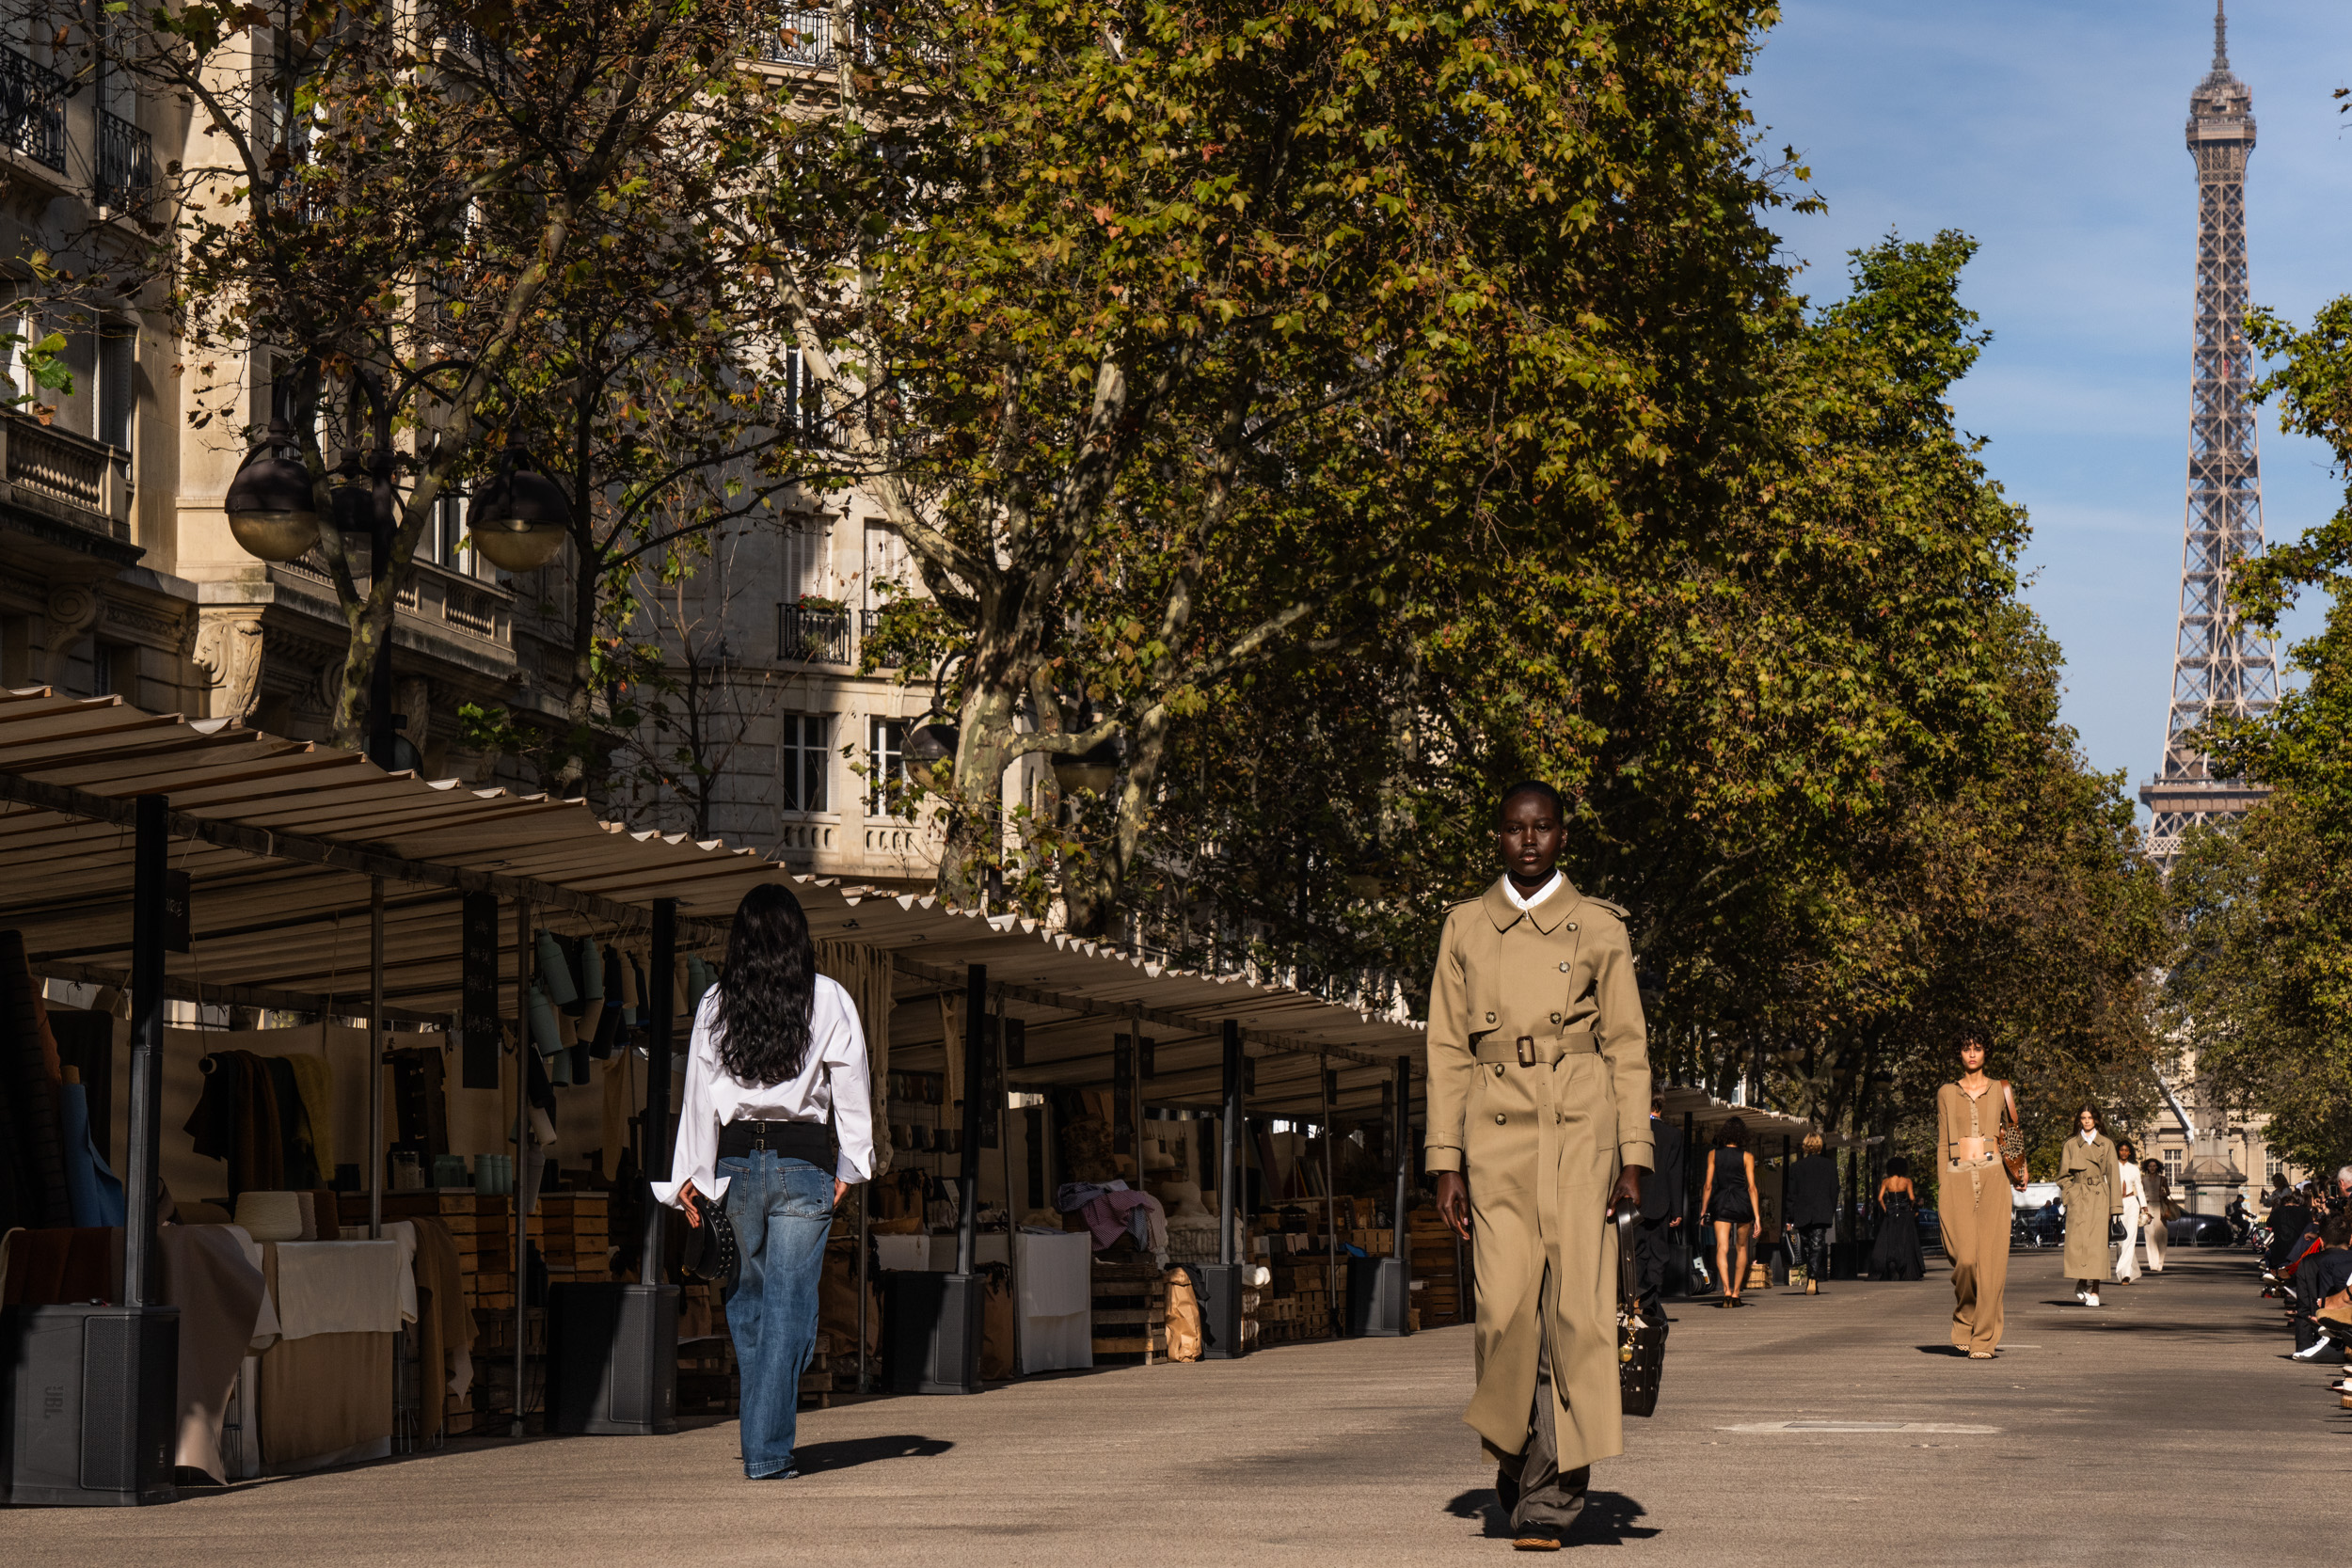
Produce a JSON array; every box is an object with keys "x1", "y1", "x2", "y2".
[
  {"x1": 2058, "y1": 1132, "x2": 2123, "y2": 1279},
  {"x1": 1426, "y1": 876, "x2": 1653, "y2": 1470}
]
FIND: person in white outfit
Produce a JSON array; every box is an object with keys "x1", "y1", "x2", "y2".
[
  {"x1": 2113, "y1": 1140, "x2": 2145, "y2": 1284},
  {"x1": 2140, "y1": 1157, "x2": 2170, "y2": 1274}
]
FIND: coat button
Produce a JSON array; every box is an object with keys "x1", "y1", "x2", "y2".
[
  {"x1": 1493, "y1": 1064, "x2": 1505, "y2": 1077},
  {"x1": 1486, "y1": 1011, "x2": 1496, "y2": 1023},
  {"x1": 1549, "y1": 1012, "x2": 1562, "y2": 1024},
  {"x1": 1495, "y1": 1114, "x2": 1507, "y2": 1125},
  {"x1": 1558, "y1": 962, "x2": 1569, "y2": 973},
  {"x1": 1566, "y1": 923, "x2": 1577, "y2": 931}
]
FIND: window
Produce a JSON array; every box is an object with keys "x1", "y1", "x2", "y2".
[
  {"x1": 781, "y1": 714, "x2": 828, "y2": 813},
  {"x1": 435, "y1": 493, "x2": 467, "y2": 571},
  {"x1": 97, "y1": 326, "x2": 134, "y2": 450},
  {"x1": 868, "y1": 717, "x2": 908, "y2": 816},
  {"x1": 2164, "y1": 1147, "x2": 2182, "y2": 1180},
  {"x1": 2265, "y1": 1150, "x2": 2283, "y2": 1182},
  {"x1": 784, "y1": 348, "x2": 828, "y2": 440},
  {"x1": 783, "y1": 519, "x2": 830, "y2": 602}
]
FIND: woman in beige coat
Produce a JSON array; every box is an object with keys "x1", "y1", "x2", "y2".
[{"x1": 2058, "y1": 1106, "x2": 2123, "y2": 1307}]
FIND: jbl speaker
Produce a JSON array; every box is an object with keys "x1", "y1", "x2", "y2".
[
  {"x1": 1346, "y1": 1256, "x2": 1411, "y2": 1338},
  {"x1": 1195, "y1": 1263, "x2": 1248, "y2": 1360},
  {"x1": 2, "y1": 1304, "x2": 180, "y2": 1506},
  {"x1": 548, "y1": 1282, "x2": 678, "y2": 1434},
  {"x1": 882, "y1": 1271, "x2": 982, "y2": 1394}
]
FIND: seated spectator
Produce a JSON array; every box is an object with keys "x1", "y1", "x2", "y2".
[{"x1": 2291, "y1": 1211, "x2": 2352, "y2": 1363}]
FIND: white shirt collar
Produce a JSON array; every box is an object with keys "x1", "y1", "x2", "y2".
[
  {"x1": 1504, "y1": 871, "x2": 1563, "y2": 911},
  {"x1": 2080, "y1": 1130, "x2": 2096, "y2": 1144}
]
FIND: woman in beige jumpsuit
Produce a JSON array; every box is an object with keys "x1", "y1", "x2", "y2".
[{"x1": 1936, "y1": 1039, "x2": 2025, "y2": 1358}]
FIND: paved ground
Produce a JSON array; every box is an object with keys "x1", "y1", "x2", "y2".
[{"x1": 9, "y1": 1244, "x2": 2339, "y2": 1565}]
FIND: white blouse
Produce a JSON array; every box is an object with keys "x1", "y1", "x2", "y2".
[
  {"x1": 652, "y1": 975, "x2": 875, "y2": 1207},
  {"x1": 2117, "y1": 1162, "x2": 2146, "y2": 1210}
]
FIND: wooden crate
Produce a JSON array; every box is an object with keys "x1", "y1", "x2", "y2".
[{"x1": 1090, "y1": 1259, "x2": 1168, "y2": 1366}]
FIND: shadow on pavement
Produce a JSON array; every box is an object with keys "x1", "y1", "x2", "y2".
[
  {"x1": 791, "y1": 1434, "x2": 954, "y2": 1474},
  {"x1": 1915, "y1": 1344, "x2": 1970, "y2": 1356},
  {"x1": 1443, "y1": 1487, "x2": 1657, "y2": 1544}
]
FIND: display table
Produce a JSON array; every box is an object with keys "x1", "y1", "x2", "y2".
[{"x1": 251, "y1": 1236, "x2": 409, "y2": 1472}]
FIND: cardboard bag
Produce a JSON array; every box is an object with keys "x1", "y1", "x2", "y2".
[{"x1": 1164, "y1": 1266, "x2": 1203, "y2": 1363}]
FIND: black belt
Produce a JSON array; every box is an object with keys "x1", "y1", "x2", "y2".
[{"x1": 718, "y1": 1119, "x2": 833, "y2": 1163}]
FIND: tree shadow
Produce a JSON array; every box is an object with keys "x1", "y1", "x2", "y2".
[
  {"x1": 1443, "y1": 1486, "x2": 1657, "y2": 1544},
  {"x1": 790, "y1": 1434, "x2": 954, "y2": 1474}
]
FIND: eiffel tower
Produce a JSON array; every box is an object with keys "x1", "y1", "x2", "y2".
[{"x1": 2140, "y1": 1, "x2": 2278, "y2": 870}]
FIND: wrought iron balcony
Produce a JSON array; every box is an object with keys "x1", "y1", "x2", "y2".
[
  {"x1": 757, "y1": 8, "x2": 837, "y2": 68},
  {"x1": 96, "y1": 111, "x2": 153, "y2": 217},
  {"x1": 777, "y1": 603, "x2": 851, "y2": 664},
  {"x1": 0, "y1": 46, "x2": 67, "y2": 172}
]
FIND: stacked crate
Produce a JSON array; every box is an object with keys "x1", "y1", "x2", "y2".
[
  {"x1": 1411, "y1": 1208, "x2": 1469, "y2": 1326},
  {"x1": 1089, "y1": 1259, "x2": 1168, "y2": 1365},
  {"x1": 537, "y1": 1193, "x2": 612, "y2": 1288}
]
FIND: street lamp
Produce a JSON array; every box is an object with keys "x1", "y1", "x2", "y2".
[
  {"x1": 469, "y1": 453, "x2": 571, "y2": 573},
  {"x1": 222, "y1": 418, "x2": 321, "y2": 562}
]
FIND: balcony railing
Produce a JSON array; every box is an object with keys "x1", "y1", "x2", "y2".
[
  {"x1": 757, "y1": 8, "x2": 837, "y2": 68},
  {"x1": 1, "y1": 415, "x2": 131, "y2": 539},
  {"x1": 96, "y1": 110, "x2": 153, "y2": 217},
  {"x1": 777, "y1": 604, "x2": 851, "y2": 664},
  {"x1": 0, "y1": 46, "x2": 67, "y2": 172}
]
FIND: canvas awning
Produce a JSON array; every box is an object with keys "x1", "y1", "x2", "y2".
[{"x1": 0, "y1": 688, "x2": 1423, "y2": 1118}]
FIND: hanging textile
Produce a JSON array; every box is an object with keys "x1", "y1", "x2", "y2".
[
  {"x1": 818, "y1": 938, "x2": 896, "y2": 1177},
  {"x1": 0, "y1": 929, "x2": 72, "y2": 1229}
]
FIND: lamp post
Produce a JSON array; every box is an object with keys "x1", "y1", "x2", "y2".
[{"x1": 222, "y1": 374, "x2": 570, "y2": 769}]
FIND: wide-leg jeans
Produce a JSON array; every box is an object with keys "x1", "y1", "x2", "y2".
[{"x1": 718, "y1": 1151, "x2": 834, "y2": 1478}]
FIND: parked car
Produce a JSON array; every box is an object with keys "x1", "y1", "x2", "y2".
[
  {"x1": 2166, "y1": 1212, "x2": 2234, "y2": 1248},
  {"x1": 1915, "y1": 1206, "x2": 1943, "y2": 1254}
]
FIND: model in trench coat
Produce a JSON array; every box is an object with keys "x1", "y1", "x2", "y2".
[
  {"x1": 2058, "y1": 1121, "x2": 2123, "y2": 1285},
  {"x1": 1427, "y1": 872, "x2": 1652, "y2": 1479}
]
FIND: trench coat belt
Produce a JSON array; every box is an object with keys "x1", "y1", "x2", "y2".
[{"x1": 1471, "y1": 1030, "x2": 1600, "y2": 1066}]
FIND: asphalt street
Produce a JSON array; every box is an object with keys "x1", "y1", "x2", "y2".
[{"x1": 7, "y1": 1243, "x2": 2332, "y2": 1566}]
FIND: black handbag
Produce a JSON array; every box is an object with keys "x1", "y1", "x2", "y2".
[
  {"x1": 679, "y1": 1188, "x2": 739, "y2": 1293},
  {"x1": 1614, "y1": 1210, "x2": 1665, "y2": 1418}
]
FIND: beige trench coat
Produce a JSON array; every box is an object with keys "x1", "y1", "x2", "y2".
[
  {"x1": 1426, "y1": 876, "x2": 1653, "y2": 1470},
  {"x1": 2058, "y1": 1132, "x2": 2123, "y2": 1279}
]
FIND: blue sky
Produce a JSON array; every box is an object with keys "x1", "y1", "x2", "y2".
[{"x1": 1740, "y1": 1, "x2": 2352, "y2": 807}]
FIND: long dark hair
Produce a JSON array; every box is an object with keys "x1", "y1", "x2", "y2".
[
  {"x1": 713, "y1": 883, "x2": 818, "y2": 1086},
  {"x1": 1716, "y1": 1117, "x2": 1747, "y2": 1149},
  {"x1": 2072, "y1": 1103, "x2": 2106, "y2": 1138}
]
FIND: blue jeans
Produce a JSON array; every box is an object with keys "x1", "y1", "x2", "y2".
[{"x1": 718, "y1": 1152, "x2": 834, "y2": 1478}]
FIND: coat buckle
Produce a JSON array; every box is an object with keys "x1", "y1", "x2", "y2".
[{"x1": 1516, "y1": 1036, "x2": 1536, "y2": 1069}]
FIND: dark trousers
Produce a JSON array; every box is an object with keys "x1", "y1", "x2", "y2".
[
  {"x1": 1496, "y1": 1266, "x2": 1588, "y2": 1543},
  {"x1": 1797, "y1": 1224, "x2": 1833, "y2": 1283},
  {"x1": 1633, "y1": 1215, "x2": 1676, "y2": 1311}
]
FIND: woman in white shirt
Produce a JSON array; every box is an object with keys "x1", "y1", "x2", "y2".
[
  {"x1": 2113, "y1": 1139, "x2": 2146, "y2": 1285},
  {"x1": 656, "y1": 883, "x2": 872, "y2": 1480}
]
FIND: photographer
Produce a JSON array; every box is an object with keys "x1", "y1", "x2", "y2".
[{"x1": 2290, "y1": 1211, "x2": 2352, "y2": 1363}]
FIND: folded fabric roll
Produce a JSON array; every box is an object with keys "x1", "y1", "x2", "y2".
[
  {"x1": 579, "y1": 939, "x2": 604, "y2": 1003},
  {"x1": 617, "y1": 950, "x2": 643, "y2": 1020},
  {"x1": 534, "y1": 929, "x2": 579, "y2": 1006},
  {"x1": 234, "y1": 1190, "x2": 305, "y2": 1243},
  {"x1": 294, "y1": 1190, "x2": 317, "y2": 1241}
]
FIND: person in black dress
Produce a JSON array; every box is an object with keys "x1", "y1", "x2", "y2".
[
  {"x1": 1786, "y1": 1132, "x2": 1839, "y2": 1294},
  {"x1": 1701, "y1": 1118, "x2": 1761, "y2": 1307},
  {"x1": 1868, "y1": 1155, "x2": 1927, "y2": 1281},
  {"x1": 1634, "y1": 1096, "x2": 1686, "y2": 1314}
]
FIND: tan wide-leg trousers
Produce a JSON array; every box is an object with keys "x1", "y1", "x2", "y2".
[
  {"x1": 2143, "y1": 1214, "x2": 2167, "y2": 1272},
  {"x1": 1939, "y1": 1164, "x2": 2010, "y2": 1354}
]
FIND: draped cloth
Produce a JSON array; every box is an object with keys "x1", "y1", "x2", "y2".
[{"x1": 818, "y1": 939, "x2": 895, "y2": 1177}]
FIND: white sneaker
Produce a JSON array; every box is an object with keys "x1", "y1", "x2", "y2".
[
  {"x1": 2084, "y1": 1292, "x2": 2102, "y2": 1307},
  {"x1": 2075, "y1": 1288, "x2": 2088, "y2": 1304}
]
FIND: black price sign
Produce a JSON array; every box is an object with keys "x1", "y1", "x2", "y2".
[{"x1": 460, "y1": 892, "x2": 500, "y2": 1089}]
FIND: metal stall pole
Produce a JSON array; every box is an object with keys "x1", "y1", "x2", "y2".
[
  {"x1": 369, "y1": 876, "x2": 386, "y2": 1240},
  {"x1": 41, "y1": 793, "x2": 185, "y2": 1507},
  {"x1": 1778, "y1": 1133, "x2": 1791, "y2": 1287},
  {"x1": 1321, "y1": 1059, "x2": 1337, "y2": 1338},
  {"x1": 641, "y1": 900, "x2": 677, "y2": 1283},
  {"x1": 512, "y1": 897, "x2": 532, "y2": 1437},
  {"x1": 856, "y1": 1185, "x2": 870, "y2": 1394},
  {"x1": 1350, "y1": 1053, "x2": 1412, "y2": 1337},
  {"x1": 996, "y1": 990, "x2": 1020, "y2": 1380},
  {"x1": 1682, "y1": 1109, "x2": 1697, "y2": 1294},
  {"x1": 1201, "y1": 1019, "x2": 1247, "y2": 1358},
  {"x1": 955, "y1": 964, "x2": 984, "y2": 1275}
]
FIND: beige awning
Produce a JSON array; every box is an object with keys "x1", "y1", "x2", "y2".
[{"x1": 0, "y1": 688, "x2": 1423, "y2": 1118}]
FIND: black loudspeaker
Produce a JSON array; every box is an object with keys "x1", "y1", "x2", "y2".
[
  {"x1": 1195, "y1": 1263, "x2": 1248, "y2": 1360},
  {"x1": 2, "y1": 1304, "x2": 179, "y2": 1506},
  {"x1": 1347, "y1": 1257, "x2": 1411, "y2": 1338},
  {"x1": 882, "y1": 1271, "x2": 982, "y2": 1394},
  {"x1": 548, "y1": 1282, "x2": 678, "y2": 1434}
]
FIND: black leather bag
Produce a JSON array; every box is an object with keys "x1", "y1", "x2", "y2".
[
  {"x1": 679, "y1": 1188, "x2": 739, "y2": 1293},
  {"x1": 1614, "y1": 1210, "x2": 1665, "y2": 1418}
]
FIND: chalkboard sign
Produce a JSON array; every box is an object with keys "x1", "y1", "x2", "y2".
[{"x1": 460, "y1": 892, "x2": 500, "y2": 1088}]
